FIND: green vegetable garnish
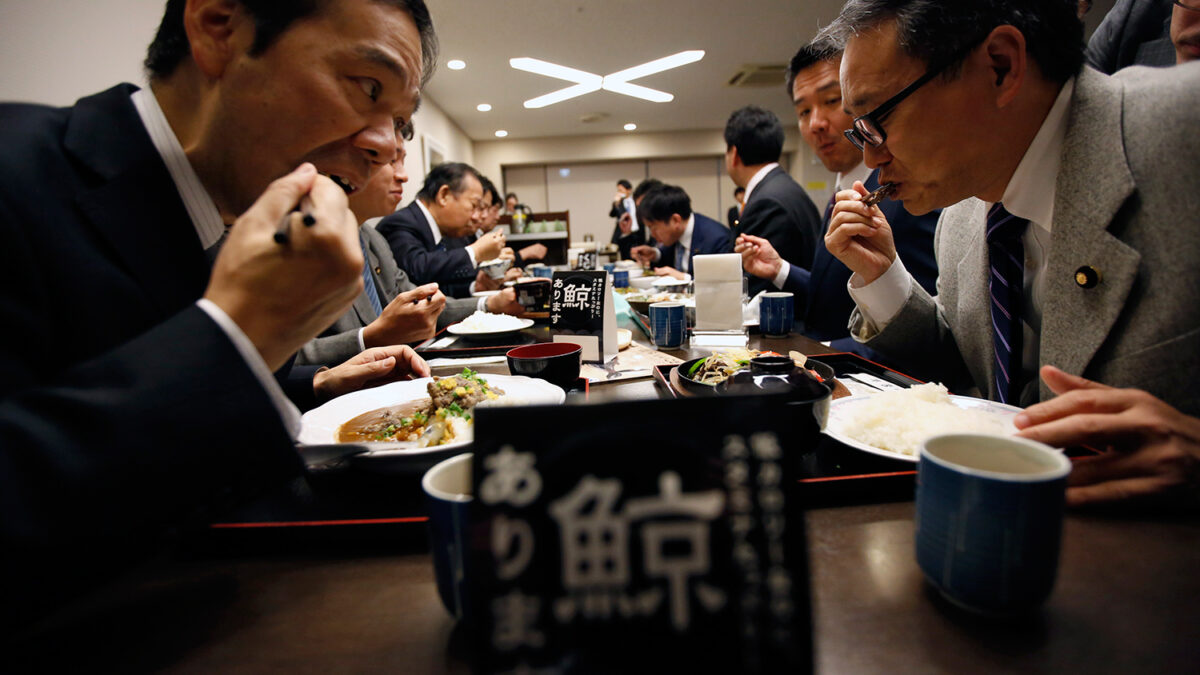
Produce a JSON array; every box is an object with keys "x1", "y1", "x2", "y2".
[{"x1": 687, "y1": 358, "x2": 708, "y2": 376}]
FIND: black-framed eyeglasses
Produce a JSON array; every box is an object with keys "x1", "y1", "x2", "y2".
[
  {"x1": 1173, "y1": 0, "x2": 1200, "y2": 12},
  {"x1": 843, "y1": 38, "x2": 985, "y2": 151}
]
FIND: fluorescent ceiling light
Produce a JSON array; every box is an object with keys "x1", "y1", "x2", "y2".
[
  {"x1": 494, "y1": 130, "x2": 508, "y2": 138},
  {"x1": 624, "y1": 123, "x2": 637, "y2": 131},
  {"x1": 447, "y1": 59, "x2": 466, "y2": 70},
  {"x1": 477, "y1": 103, "x2": 492, "y2": 112},
  {"x1": 510, "y1": 51, "x2": 704, "y2": 108}
]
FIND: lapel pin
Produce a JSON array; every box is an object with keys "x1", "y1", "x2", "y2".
[{"x1": 1074, "y1": 265, "x2": 1101, "y2": 289}]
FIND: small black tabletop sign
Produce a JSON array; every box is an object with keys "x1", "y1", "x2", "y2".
[
  {"x1": 550, "y1": 270, "x2": 616, "y2": 362},
  {"x1": 468, "y1": 395, "x2": 813, "y2": 674}
]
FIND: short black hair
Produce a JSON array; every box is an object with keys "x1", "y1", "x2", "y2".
[
  {"x1": 145, "y1": 0, "x2": 439, "y2": 86},
  {"x1": 786, "y1": 38, "x2": 842, "y2": 99},
  {"x1": 637, "y1": 184, "x2": 692, "y2": 224},
  {"x1": 818, "y1": 0, "x2": 1083, "y2": 85},
  {"x1": 723, "y1": 106, "x2": 785, "y2": 166},
  {"x1": 632, "y1": 178, "x2": 664, "y2": 202},
  {"x1": 417, "y1": 162, "x2": 480, "y2": 202},
  {"x1": 733, "y1": 186, "x2": 745, "y2": 196},
  {"x1": 505, "y1": 192, "x2": 518, "y2": 201},
  {"x1": 617, "y1": 179, "x2": 633, "y2": 190},
  {"x1": 478, "y1": 176, "x2": 498, "y2": 205}
]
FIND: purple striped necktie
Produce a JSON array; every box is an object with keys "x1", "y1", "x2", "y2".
[{"x1": 986, "y1": 203, "x2": 1028, "y2": 404}]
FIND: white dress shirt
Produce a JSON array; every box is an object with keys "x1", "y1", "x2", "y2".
[
  {"x1": 847, "y1": 78, "x2": 1075, "y2": 380},
  {"x1": 131, "y1": 88, "x2": 301, "y2": 437}
]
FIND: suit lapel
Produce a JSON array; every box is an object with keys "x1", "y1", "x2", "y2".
[
  {"x1": 66, "y1": 86, "x2": 209, "y2": 317},
  {"x1": 353, "y1": 236, "x2": 383, "y2": 325},
  {"x1": 1039, "y1": 69, "x2": 1139, "y2": 392},
  {"x1": 949, "y1": 200, "x2": 997, "y2": 398}
]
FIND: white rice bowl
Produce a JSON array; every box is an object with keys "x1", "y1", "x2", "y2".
[{"x1": 840, "y1": 383, "x2": 1015, "y2": 457}]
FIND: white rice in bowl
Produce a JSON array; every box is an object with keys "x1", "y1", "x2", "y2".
[
  {"x1": 457, "y1": 311, "x2": 527, "y2": 332},
  {"x1": 839, "y1": 383, "x2": 1016, "y2": 457}
]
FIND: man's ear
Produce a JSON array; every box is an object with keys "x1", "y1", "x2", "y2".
[
  {"x1": 183, "y1": 0, "x2": 249, "y2": 79},
  {"x1": 981, "y1": 25, "x2": 1027, "y2": 108},
  {"x1": 435, "y1": 184, "x2": 452, "y2": 206}
]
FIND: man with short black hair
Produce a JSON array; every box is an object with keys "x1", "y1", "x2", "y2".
[
  {"x1": 723, "y1": 105, "x2": 822, "y2": 296},
  {"x1": 630, "y1": 184, "x2": 733, "y2": 279},
  {"x1": 821, "y1": 0, "x2": 1200, "y2": 507},
  {"x1": 0, "y1": 0, "x2": 437, "y2": 628},
  {"x1": 376, "y1": 162, "x2": 507, "y2": 297}
]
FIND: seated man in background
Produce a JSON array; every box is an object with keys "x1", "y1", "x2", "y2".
[
  {"x1": 631, "y1": 184, "x2": 733, "y2": 279},
  {"x1": 737, "y1": 38, "x2": 938, "y2": 372},
  {"x1": 0, "y1": 0, "x2": 435, "y2": 630},
  {"x1": 376, "y1": 162, "x2": 506, "y2": 298},
  {"x1": 821, "y1": 0, "x2": 1200, "y2": 507},
  {"x1": 723, "y1": 105, "x2": 823, "y2": 296},
  {"x1": 297, "y1": 135, "x2": 520, "y2": 367}
]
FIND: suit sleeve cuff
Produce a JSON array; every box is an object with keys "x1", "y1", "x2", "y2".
[
  {"x1": 465, "y1": 247, "x2": 477, "y2": 267},
  {"x1": 846, "y1": 256, "x2": 912, "y2": 329},
  {"x1": 772, "y1": 260, "x2": 791, "y2": 289},
  {"x1": 196, "y1": 299, "x2": 302, "y2": 438}
]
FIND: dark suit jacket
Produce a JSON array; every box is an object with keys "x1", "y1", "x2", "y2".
[
  {"x1": 734, "y1": 166, "x2": 822, "y2": 296},
  {"x1": 1085, "y1": 0, "x2": 1175, "y2": 74},
  {"x1": 376, "y1": 201, "x2": 476, "y2": 297},
  {"x1": 0, "y1": 84, "x2": 302, "y2": 628},
  {"x1": 727, "y1": 204, "x2": 740, "y2": 229},
  {"x1": 653, "y1": 213, "x2": 734, "y2": 276}
]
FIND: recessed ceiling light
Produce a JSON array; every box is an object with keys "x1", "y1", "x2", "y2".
[
  {"x1": 477, "y1": 103, "x2": 492, "y2": 112},
  {"x1": 624, "y1": 123, "x2": 637, "y2": 131},
  {"x1": 494, "y1": 130, "x2": 508, "y2": 138},
  {"x1": 447, "y1": 59, "x2": 466, "y2": 70},
  {"x1": 510, "y1": 50, "x2": 704, "y2": 108}
]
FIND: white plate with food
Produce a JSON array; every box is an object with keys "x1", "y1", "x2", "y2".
[
  {"x1": 617, "y1": 328, "x2": 632, "y2": 350},
  {"x1": 446, "y1": 311, "x2": 535, "y2": 337},
  {"x1": 823, "y1": 383, "x2": 1023, "y2": 463},
  {"x1": 299, "y1": 372, "x2": 565, "y2": 460}
]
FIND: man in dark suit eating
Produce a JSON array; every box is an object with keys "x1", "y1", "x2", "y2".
[{"x1": 631, "y1": 184, "x2": 734, "y2": 279}]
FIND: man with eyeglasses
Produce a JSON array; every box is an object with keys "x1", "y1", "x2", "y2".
[
  {"x1": 1171, "y1": 0, "x2": 1200, "y2": 62},
  {"x1": 820, "y1": 0, "x2": 1200, "y2": 507}
]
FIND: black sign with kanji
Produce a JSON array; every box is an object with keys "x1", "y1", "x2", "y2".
[
  {"x1": 468, "y1": 395, "x2": 814, "y2": 674},
  {"x1": 549, "y1": 270, "x2": 606, "y2": 331}
]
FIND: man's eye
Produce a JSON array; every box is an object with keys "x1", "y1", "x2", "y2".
[{"x1": 358, "y1": 78, "x2": 381, "y2": 102}]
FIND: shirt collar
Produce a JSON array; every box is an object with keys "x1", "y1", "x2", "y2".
[
  {"x1": 836, "y1": 162, "x2": 872, "y2": 192},
  {"x1": 743, "y1": 162, "x2": 780, "y2": 203},
  {"x1": 992, "y1": 77, "x2": 1075, "y2": 233},
  {"x1": 678, "y1": 213, "x2": 696, "y2": 251},
  {"x1": 129, "y1": 88, "x2": 225, "y2": 249},
  {"x1": 415, "y1": 199, "x2": 442, "y2": 245}
]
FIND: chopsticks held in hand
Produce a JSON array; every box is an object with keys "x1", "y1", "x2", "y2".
[
  {"x1": 860, "y1": 182, "x2": 896, "y2": 208},
  {"x1": 273, "y1": 196, "x2": 316, "y2": 244}
]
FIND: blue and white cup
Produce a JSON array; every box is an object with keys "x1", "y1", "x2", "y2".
[
  {"x1": 612, "y1": 269, "x2": 630, "y2": 288},
  {"x1": 529, "y1": 264, "x2": 553, "y2": 279},
  {"x1": 759, "y1": 291, "x2": 794, "y2": 337},
  {"x1": 916, "y1": 434, "x2": 1071, "y2": 615},
  {"x1": 422, "y1": 453, "x2": 473, "y2": 620},
  {"x1": 649, "y1": 301, "x2": 687, "y2": 349}
]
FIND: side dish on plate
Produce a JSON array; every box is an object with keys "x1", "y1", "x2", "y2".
[{"x1": 337, "y1": 368, "x2": 503, "y2": 447}]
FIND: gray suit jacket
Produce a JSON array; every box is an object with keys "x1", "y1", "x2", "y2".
[
  {"x1": 296, "y1": 223, "x2": 478, "y2": 366},
  {"x1": 850, "y1": 64, "x2": 1200, "y2": 415}
]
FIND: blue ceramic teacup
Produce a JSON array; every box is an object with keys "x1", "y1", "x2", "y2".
[
  {"x1": 759, "y1": 291, "x2": 794, "y2": 337},
  {"x1": 612, "y1": 269, "x2": 630, "y2": 288},
  {"x1": 649, "y1": 301, "x2": 686, "y2": 348},
  {"x1": 916, "y1": 434, "x2": 1071, "y2": 615},
  {"x1": 421, "y1": 453, "x2": 473, "y2": 620}
]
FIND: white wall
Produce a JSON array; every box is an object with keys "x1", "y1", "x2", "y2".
[{"x1": 404, "y1": 98, "x2": 475, "y2": 208}]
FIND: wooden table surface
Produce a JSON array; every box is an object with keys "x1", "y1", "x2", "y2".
[{"x1": 17, "y1": 321, "x2": 1200, "y2": 673}]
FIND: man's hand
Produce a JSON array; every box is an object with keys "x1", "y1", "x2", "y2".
[
  {"x1": 653, "y1": 266, "x2": 688, "y2": 280},
  {"x1": 518, "y1": 243, "x2": 547, "y2": 262},
  {"x1": 631, "y1": 245, "x2": 658, "y2": 267},
  {"x1": 475, "y1": 269, "x2": 503, "y2": 292},
  {"x1": 485, "y1": 287, "x2": 524, "y2": 315},
  {"x1": 1015, "y1": 365, "x2": 1200, "y2": 507},
  {"x1": 735, "y1": 234, "x2": 783, "y2": 280},
  {"x1": 617, "y1": 212, "x2": 634, "y2": 235},
  {"x1": 470, "y1": 229, "x2": 506, "y2": 262},
  {"x1": 361, "y1": 283, "x2": 445, "y2": 348},
  {"x1": 205, "y1": 163, "x2": 362, "y2": 371},
  {"x1": 825, "y1": 181, "x2": 897, "y2": 285},
  {"x1": 313, "y1": 345, "x2": 430, "y2": 402},
  {"x1": 498, "y1": 247, "x2": 516, "y2": 261}
]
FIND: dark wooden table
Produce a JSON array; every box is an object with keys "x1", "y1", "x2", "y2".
[{"x1": 19, "y1": 323, "x2": 1200, "y2": 673}]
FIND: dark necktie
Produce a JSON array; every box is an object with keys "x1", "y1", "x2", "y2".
[
  {"x1": 822, "y1": 192, "x2": 836, "y2": 227},
  {"x1": 986, "y1": 203, "x2": 1027, "y2": 404},
  {"x1": 360, "y1": 232, "x2": 384, "y2": 316}
]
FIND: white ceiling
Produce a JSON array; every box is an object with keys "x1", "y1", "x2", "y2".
[
  {"x1": 421, "y1": 0, "x2": 1116, "y2": 142},
  {"x1": 422, "y1": 0, "x2": 849, "y2": 141}
]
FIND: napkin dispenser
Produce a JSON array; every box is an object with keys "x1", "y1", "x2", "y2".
[{"x1": 693, "y1": 253, "x2": 744, "y2": 332}]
